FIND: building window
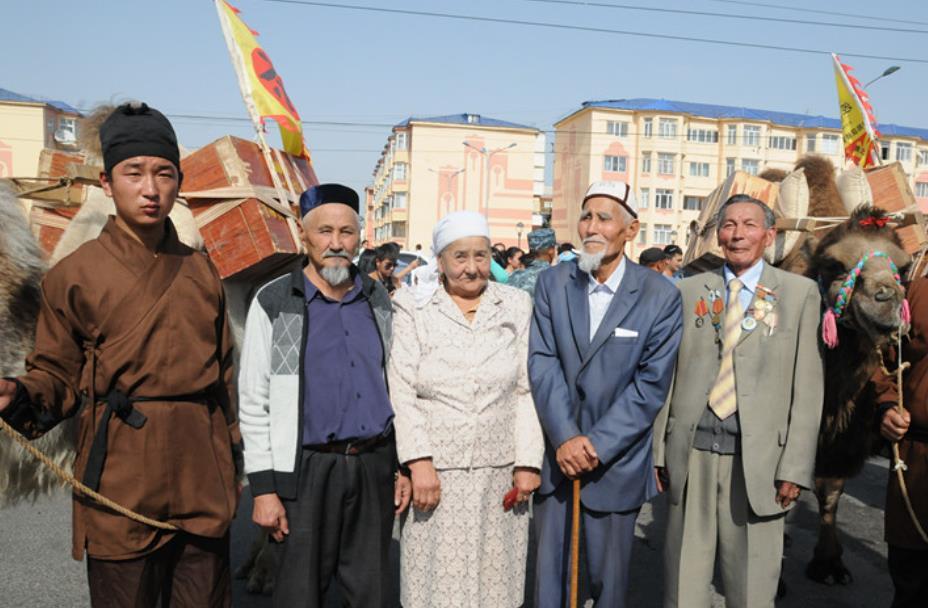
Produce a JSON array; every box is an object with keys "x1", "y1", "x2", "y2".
[
  {"x1": 394, "y1": 162, "x2": 407, "y2": 181},
  {"x1": 896, "y1": 142, "x2": 913, "y2": 162},
  {"x1": 822, "y1": 134, "x2": 840, "y2": 155},
  {"x1": 56, "y1": 116, "x2": 77, "y2": 144},
  {"x1": 395, "y1": 132, "x2": 407, "y2": 150},
  {"x1": 643, "y1": 118, "x2": 653, "y2": 138},
  {"x1": 393, "y1": 192, "x2": 407, "y2": 208},
  {"x1": 658, "y1": 153, "x2": 675, "y2": 175},
  {"x1": 683, "y1": 196, "x2": 705, "y2": 211},
  {"x1": 638, "y1": 223, "x2": 647, "y2": 245},
  {"x1": 641, "y1": 152, "x2": 652, "y2": 174},
  {"x1": 806, "y1": 133, "x2": 816, "y2": 152},
  {"x1": 881, "y1": 143, "x2": 891, "y2": 160},
  {"x1": 639, "y1": 188, "x2": 649, "y2": 209},
  {"x1": 768, "y1": 135, "x2": 796, "y2": 150},
  {"x1": 687, "y1": 128, "x2": 718, "y2": 143},
  {"x1": 916, "y1": 183, "x2": 928, "y2": 198},
  {"x1": 655, "y1": 189, "x2": 674, "y2": 209},
  {"x1": 727, "y1": 125, "x2": 737, "y2": 146},
  {"x1": 743, "y1": 125, "x2": 761, "y2": 147},
  {"x1": 603, "y1": 155, "x2": 627, "y2": 173},
  {"x1": 392, "y1": 222, "x2": 407, "y2": 238},
  {"x1": 919, "y1": 150, "x2": 928, "y2": 166},
  {"x1": 606, "y1": 120, "x2": 628, "y2": 137},
  {"x1": 726, "y1": 157, "x2": 736, "y2": 177},
  {"x1": 659, "y1": 118, "x2": 678, "y2": 139},
  {"x1": 742, "y1": 159, "x2": 760, "y2": 176},
  {"x1": 653, "y1": 224, "x2": 673, "y2": 244},
  {"x1": 688, "y1": 162, "x2": 710, "y2": 177}
]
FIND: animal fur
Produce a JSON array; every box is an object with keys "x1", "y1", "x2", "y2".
[{"x1": 0, "y1": 183, "x2": 76, "y2": 505}]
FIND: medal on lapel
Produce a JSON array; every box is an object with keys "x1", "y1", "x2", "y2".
[
  {"x1": 756, "y1": 283, "x2": 779, "y2": 336},
  {"x1": 694, "y1": 297, "x2": 709, "y2": 328},
  {"x1": 741, "y1": 317, "x2": 758, "y2": 332},
  {"x1": 706, "y1": 286, "x2": 724, "y2": 346}
]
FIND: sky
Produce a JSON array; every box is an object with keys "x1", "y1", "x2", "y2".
[{"x1": 4, "y1": 0, "x2": 928, "y2": 198}]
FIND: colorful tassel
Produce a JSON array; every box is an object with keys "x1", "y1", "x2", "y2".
[
  {"x1": 822, "y1": 308, "x2": 839, "y2": 349},
  {"x1": 902, "y1": 298, "x2": 912, "y2": 326}
]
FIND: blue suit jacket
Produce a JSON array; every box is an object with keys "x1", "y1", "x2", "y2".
[{"x1": 528, "y1": 259, "x2": 683, "y2": 512}]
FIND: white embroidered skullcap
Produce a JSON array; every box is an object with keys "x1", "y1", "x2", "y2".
[
  {"x1": 431, "y1": 210, "x2": 490, "y2": 255},
  {"x1": 583, "y1": 181, "x2": 638, "y2": 218}
]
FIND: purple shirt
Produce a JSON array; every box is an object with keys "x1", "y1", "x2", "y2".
[{"x1": 302, "y1": 274, "x2": 393, "y2": 444}]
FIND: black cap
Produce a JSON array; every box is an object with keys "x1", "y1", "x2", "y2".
[
  {"x1": 639, "y1": 247, "x2": 668, "y2": 266},
  {"x1": 663, "y1": 244, "x2": 683, "y2": 256},
  {"x1": 99, "y1": 102, "x2": 180, "y2": 174},
  {"x1": 299, "y1": 183, "x2": 360, "y2": 217}
]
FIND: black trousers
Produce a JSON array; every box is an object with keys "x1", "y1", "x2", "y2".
[
  {"x1": 888, "y1": 544, "x2": 928, "y2": 608},
  {"x1": 86, "y1": 533, "x2": 230, "y2": 608},
  {"x1": 274, "y1": 439, "x2": 396, "y2": 608}
]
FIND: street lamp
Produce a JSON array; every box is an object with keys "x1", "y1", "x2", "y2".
[
  {"x1": 516, "y1": 221, "x2": 525, "y2": 249},
  {"x1": 864, "y1": 65, "x2": 901, "y2": 88},
  {"x1": 463, "y1": 141, "x2": 517, "y2": 221},
  {"x1": 670, "y1": 230, "x2": 678, "y2": 245}
]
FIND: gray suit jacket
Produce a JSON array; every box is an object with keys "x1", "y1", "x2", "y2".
[
  {"x1": 654, "y1": 263, "x2": 824, "y2": 517},
  {"x1": 529, "y1": 260, "x2": 683, "y2": 513}
]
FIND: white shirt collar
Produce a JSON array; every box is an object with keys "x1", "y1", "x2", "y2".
[
  {"x1": 587, "y1": 255, "x2": 627, "y2": 295},
  {"x1": 723, "y1": 258, "x2": 764, "y2": 293}
]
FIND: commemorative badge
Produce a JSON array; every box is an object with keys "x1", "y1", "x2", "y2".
[
  {"x1": 741, "y1": 317, "x2": 758, "y2": 332},
  {"x1": 694, "y1": 297, "x2": 709, "y2": 328}
]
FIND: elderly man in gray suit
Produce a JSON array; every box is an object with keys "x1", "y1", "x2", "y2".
[
  {"x1": 530, "y1": 181, "x2": 683, "y2": 607},
  {"x1": 654, "y1": 194, "x2": 824, "y2": 608}
]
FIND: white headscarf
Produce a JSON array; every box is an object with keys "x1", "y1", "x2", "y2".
[{"x1": 432, "y1": 211, "x2": 490, "y2": 256}]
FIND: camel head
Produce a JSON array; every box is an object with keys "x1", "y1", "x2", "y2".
[{"x1": 811, "y1": 206, "x2": 911, "y2": 349}]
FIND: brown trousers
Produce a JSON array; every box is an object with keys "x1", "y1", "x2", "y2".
[{"x1": 86, "y1": 533, "x2": 230, "y2": 608}]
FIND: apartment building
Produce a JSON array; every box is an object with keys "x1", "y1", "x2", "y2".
[
  {"x1": 0, "y1": 87, "x2": 82, "y2": 178},
  {"x1": 551, "y1": 98, "x2": 928, "y2": 260},
  {"x1": 368, "y1": 113, "x2": 545, "y2": 250}
]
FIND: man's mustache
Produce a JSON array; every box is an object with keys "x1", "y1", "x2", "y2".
[
  {"x1": 323, "y1": 250, "x2": 351, "y2": 260},
  {"x1": 582, "y1": 237, "x2": 607, "y2": 246}
]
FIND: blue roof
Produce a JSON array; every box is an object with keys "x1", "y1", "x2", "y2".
[
  {"x1": 579, "y1": 98, "x2": 928, "y2": 141},
  {"x1": 0, "y1": 87, "x2": 81, "y2": 115},
  {"x1": 395, "y1": 113, "x2": 536, "y2": 131}
]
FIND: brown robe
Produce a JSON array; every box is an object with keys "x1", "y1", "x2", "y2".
[
  {"x1": 2, "y1": 217, "x2": 241, "y2": 560},
  {"x1": 873, "y1": 277, "x2": 928, "y2": 550}
]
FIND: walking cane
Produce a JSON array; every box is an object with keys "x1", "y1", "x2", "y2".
[{"x1": 569, "y1": 477, "x2": 581, "y2": 608}]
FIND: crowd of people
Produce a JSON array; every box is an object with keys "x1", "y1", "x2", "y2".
[{"x1": 0, "y1": 104, "x2": 924, "y2": 608}]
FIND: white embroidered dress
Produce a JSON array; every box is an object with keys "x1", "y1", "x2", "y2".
[{"x1": 389, "y1": 281, "x2": 545, "y2": 608}]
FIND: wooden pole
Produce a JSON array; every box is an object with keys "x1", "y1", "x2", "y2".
[{"x1": 570, "y1": 477, "x2": 581, "y2": 608}]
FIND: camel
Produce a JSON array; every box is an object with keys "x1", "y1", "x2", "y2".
[{"x1": 763, "y1": 156, "x2": 912, "y2": 585}]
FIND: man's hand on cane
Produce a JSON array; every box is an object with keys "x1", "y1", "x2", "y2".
[{"x1": 556, "y1": 436, "x2": 599, "y2": 478}]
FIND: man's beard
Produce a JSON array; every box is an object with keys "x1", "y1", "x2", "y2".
[
  {"x1": 319, "y1": 263, "x2": 351, "y2": 287},
  {"x1": 577, "y1": 249, "x2": 606, "y2": 274}
]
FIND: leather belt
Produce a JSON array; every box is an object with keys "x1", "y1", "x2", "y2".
[
  {"x1": 305, "y1": 432, "x2": 390, "y2": 456},
  {"x1": 82, "y1": 389, "x2": 212, "y2": 492}
]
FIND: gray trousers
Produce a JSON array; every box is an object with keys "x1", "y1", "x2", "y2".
[
  {"x1": 533, "y1": 480, "x2": 639, "y2": 608},
  {"x1": 273, "y1": 441, "x2": 396, "y2": 608},
  {"x1": 663, "y1": 450, "x2": 784, "y2": 608}
]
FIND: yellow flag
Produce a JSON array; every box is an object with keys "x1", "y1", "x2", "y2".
[
  {"x1": 216, "y1": 1, "x2": 308, "y2": 158},
  {"x1": 832, "y1": 53, "x2": 880, "y2": 168}
]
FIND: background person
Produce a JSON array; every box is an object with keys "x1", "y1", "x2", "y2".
[
  {"x1": 509, "y1": 228, "x2": 557, "y2": 296},
  {"x1": 389, "y1": 210, "x2": 544, "y2": 608}
]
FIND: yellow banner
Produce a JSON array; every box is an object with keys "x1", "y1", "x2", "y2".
[
  {"x1": 832, "y1": 54, "x2": 879, "y2": 169},
  {"x1": 217, "y1": 1, "x2": 308, "y2": 158}
]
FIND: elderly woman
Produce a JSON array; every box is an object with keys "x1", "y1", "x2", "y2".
[{"x1": 389, "y1": 211, "x2": 544, "y2": 608}]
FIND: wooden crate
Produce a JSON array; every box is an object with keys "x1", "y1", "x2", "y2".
[
  {"x1": 29, "y1": 205, "x2": 80, "y2": 256},
  {"x1": 866, "y1": 162, "x2": 928, "y2": 255},
  {"x1": 683, "y1": 171, "x2": 780, "y2": 270},
  {"x1": 36, "y1": 149, "x2": 90, "y2": 204},
  {"x1": 180, "y1": 136, "x2": 319, "y2": 280}
]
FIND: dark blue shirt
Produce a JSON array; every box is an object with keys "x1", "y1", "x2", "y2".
[{"x1": 302, "y1": 273, "x2": 393, "y2": 444}]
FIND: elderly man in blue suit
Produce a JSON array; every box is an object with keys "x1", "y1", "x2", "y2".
[{"x1": 529, "y1": 181, "x2": 683, "y2": 607}]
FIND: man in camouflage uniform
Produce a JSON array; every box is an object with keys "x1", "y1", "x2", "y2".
[{"x1": 509, "y1": 228, "x2": 556, "y2": 296}]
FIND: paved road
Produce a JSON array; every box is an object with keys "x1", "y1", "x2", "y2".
[{"x1": 0, "y1": 457, "x2": 895, "y2": 607}]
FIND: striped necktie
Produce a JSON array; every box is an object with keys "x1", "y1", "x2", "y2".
[{"x1": 708, "y1": 278, "x2": 743, "y2": 420}]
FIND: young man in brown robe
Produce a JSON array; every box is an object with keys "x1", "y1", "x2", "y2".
[
  {"x1": 0, "y1": 102, "x2": 241, "y2": 607},
  {"x1": 874, "y1": 277, "x2": 928, "y2": 608}
]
